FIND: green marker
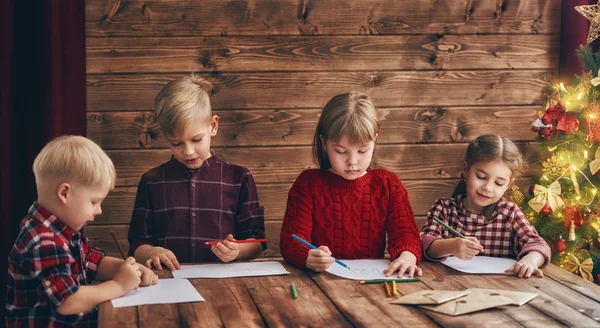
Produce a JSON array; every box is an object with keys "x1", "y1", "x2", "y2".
[
  {"x1": 360, "y1": 278, "x2": 420, "y2": 284},
  {"x1": 432, "y1": 217, "x2": 467, "y2": 239},
  {"x1": 291, "y1": 283, "x2": 298, "y2": 299}
]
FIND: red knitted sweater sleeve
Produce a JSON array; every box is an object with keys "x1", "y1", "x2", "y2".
[
  {"x1": 280, "y1": 171, "x2": 314, "y2": 268},
  {"x1": 385, "y1": 175, "x2": 423, "y2": 263}
]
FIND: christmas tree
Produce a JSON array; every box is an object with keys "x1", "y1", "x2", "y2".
[{"x1": 521, "y1": 45, "x2": 600, "y2": 284}]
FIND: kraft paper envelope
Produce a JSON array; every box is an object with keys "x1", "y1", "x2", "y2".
[
  {"x1": 466, "y1": 288, "x2": 537, "y2": 306},
  {"x1": 392, "y1": 290, "x2": 472, "y2": 305},
  {"x1": 419, "y1": 289, "x2": 514, "y2": 316}
]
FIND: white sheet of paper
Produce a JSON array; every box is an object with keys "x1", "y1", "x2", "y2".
[
  {"x1": 442, "y1": 256, "x2": 516, "y2": 274},
  {"x1": 111, "y1": 279, "x2": 204, "y2": 308},
  {"x1": 326, "y1": 259, "x2": 414, "y2": 280},
  {"x1": 172, "y1": 261, "x2": 290, "y2": 279}
]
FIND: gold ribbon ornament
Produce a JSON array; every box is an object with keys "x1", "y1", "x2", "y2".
[
  {"x1": 528, "y1": 181, "x2": 565, "y2": 214},
  {"x1": 563, "y1": 253, "x2": 594, "y2": 282}
]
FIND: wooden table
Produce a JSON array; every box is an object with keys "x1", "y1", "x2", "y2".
[{"x1": 99, "y1": 262, "x2": 600, "y2": 327}]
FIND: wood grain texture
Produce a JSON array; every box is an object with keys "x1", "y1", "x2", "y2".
[
  {"x1": 308, "y1": 271, "x2": 437, "y2": 327},
  {"x1": 87, "y1": 71, "x2": 552, "y2": 111},
  {"x1": 87, "y1": 35, "x2": 558, "y2": 73},
  {"x1": 424, "y1": 262, "x2": 600, "y2": 327},
  {"x1": 418, "y1": 262, "x2": 563, "y2": 327},
  {"x1": 88, "y1": 106, "x2": 540, "y2": 149},
  {"x1": 104, "y1": 143, "x2": 545, "y2": 186},
  {"x1": 86, "y1": 0, "x2": 559, "y2": 37}
]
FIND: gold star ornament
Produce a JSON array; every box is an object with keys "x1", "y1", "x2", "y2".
[{"x1": 576, "y1": 0, "x2": 600, "y2": 45}]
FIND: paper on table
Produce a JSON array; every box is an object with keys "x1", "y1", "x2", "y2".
[
  {"x1": 392, "y1": 290, "x2": 472, "y2": 305},
  {"x1": 111, "y1": 279, "x2": 204, "y2": 308},
  {"x1": 442, "y1": 256, "x2": 516, "y2": 274},
  {"x1": 419, "y1": 289, "x2": 514, "y2": 316},
  {"x1": 326, "y1": 259, "x2": 414, "y2": 281},
  {"x1": 172, "y1": 261, "x2": 290, "y2": 279},
  {"x1": 466, "y1": 288, "x2": 537, "y2": 306}
]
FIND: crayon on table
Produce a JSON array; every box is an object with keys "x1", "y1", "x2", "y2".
[
  {"x1": 384, "y1": 282, "x2": 392, "y2": 297},
  {"x1": 291, "y1": 283, "x2": 298, "y2": 299},
  {"x1": 391, "y1": 280, "x2": 397, "y2": 297},
  {"x1": 291, "y1": 234, "x2": 351, "y2": 269}
]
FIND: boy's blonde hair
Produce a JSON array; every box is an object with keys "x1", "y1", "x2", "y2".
[
  {"x1": 312, "y1": 91, "x2": 380, "y2": 169},
  {"x1": 154, "y1": 75, "x2": 213, "y2": 136},
  {"x1": 33, "y1": 135, "x2": 116, "y2": 190}
]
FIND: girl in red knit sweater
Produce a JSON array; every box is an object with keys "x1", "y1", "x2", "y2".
[{"x1": 279, "y1": 92, "x2": 423, "y2": 278}]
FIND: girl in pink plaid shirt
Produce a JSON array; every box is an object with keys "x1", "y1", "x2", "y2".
[{"x1": 421, "y1": 135, "x2": 551, "y2": 278}]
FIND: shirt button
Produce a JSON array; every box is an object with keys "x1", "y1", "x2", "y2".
[
  {"x1": 191, "y1": 243, "x2": 196, "y2": 247},
  {"x1": 45, "y1": 281, "x2": 51, "y2": 287},
  {"x1": 192, "y1": 183, "x2": 196, "y2": 187},
  {"x1": 192, "y1": 212, "x2": 196, "y2": 217}
]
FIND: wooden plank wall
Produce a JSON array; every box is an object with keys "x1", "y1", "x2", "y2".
[{"x1": 85, "y1": 0, "x2": 559, "y2": 259}]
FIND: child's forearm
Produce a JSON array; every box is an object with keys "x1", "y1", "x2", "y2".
[
  {"x1": 56, "y1": 280, "x2": 124, "y2": 315},
  {"x1": 235, "y1": 242, "x2": 264, "y2": 261},
  {"x1": 426, "y1": 238, "x2": 456, "y2": 259},
  {"x1": 522, "y1": 251, "x2": 545, "y2": 266},
  {"x1": 95, "y1": 256, "x2": 125, "y2": 281}
]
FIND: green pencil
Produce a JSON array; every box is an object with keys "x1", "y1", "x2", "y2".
[
  {"x1": 291, "y1": 283, "x2": 298, "y2": 299},
  {"x1": 359, "y1": 278, "x2": 420, "y2": 284},
  {"x1": 432, "y1": 217, "x2": 467, "y2": 239}
]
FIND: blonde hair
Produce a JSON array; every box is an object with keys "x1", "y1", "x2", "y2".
[
  {"x1": 453, "y1": 134, "x2": 525, "y2": 217},
  {"x1": 154, "y1": 75, "x2": 213, "y2": 136},
  {"x1": 33, "y1": 135, "x2": 116, "y2": 190},
  {"x1": 313, "y1": 91, "x2": 380, "y2": 169}
]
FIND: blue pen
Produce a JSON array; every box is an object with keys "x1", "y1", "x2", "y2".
[{"x1": 291, "y1": 234, "x2": 351, "y2": 269}]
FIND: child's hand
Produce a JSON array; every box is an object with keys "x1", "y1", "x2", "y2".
[
  {"x1": 210, "y1": 234, "x2": 240, "y2": 263},
  {"x1": 504, "y1": 252, "x2": 544, "y2": 278},
  {"x1": 145, "y1": 247, "x2": 181, "y2": 271},
  {"x1": 305, "y1": 246, "x2": 334, "y2": 272},
  {"x1": 384, "y1": 251, "x2": 422, "y2": 278},
  {"x1": 452, "y1": 237, "x2": 484, "y2": 260},
  {"x1": 113, "y1": 257, "x2": 142, "y2": 294},
  {"x1": 138, "y1": 264, "x2": 159, "y2": 286}
]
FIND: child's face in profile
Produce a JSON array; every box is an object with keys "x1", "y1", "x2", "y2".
[
  {"x1": 463, "y1": 160, "x2": 512, "y2": 214},
  {"x1": 323, "y1": 134, "x2": 375, "y2": 180},
  {"x1": 166, "y1": 115, "x2": 218, "y2": 169},
  {"x1": 60, "y1": 182, "x2": 111, "y2": 231}
]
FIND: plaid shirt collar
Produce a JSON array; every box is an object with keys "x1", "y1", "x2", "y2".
[
  {"x1": 28, "y1": 202, "x2": 78, "y2": 242},
  {"x1": 167, "y1": 150, "x2": 219, "y2": 175},
  {"x1": 453, "y1": 194, "x2": 507, "y2": 219}
]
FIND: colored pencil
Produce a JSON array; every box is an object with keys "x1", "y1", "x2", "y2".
[
  {"x1": 204, "y1": 238, "x2": 267, "y2": 246},
  {"x1": 391, "y1": 280, "x2": 397, "y2": 297},
  {"x1": 291, "y1": 283, "x2": 298, "y2": 299},
  {"x1": 432, "y1": 217, "x2": 467, "y2": 239},
  {"x1": 291, "y1": 234, "x2": 351, "y2": 269},
  {"x1": 110, "y1": 230, "x2": 127, "y2": 260},
  {"x1": 359, "y1": 279, "x2": 420, "y2": 284},
  {"x1": 384, "y1": 282, "x2": 392, "y2": 297}
]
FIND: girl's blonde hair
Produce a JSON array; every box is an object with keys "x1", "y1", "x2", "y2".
[
  {"x1": 453, "y1": 134, "x2": 525, "y2": 217},
  {"x1": 312, "y1": 91, "x2": 380, "y2": 169},
  {"x1": 33, "y1": 135, "x2": 116, "y2": 190},
  {"x1": 155, "y1": 75, "x2": 213, "y2": 136}
]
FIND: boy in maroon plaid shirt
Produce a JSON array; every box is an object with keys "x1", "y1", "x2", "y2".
[
  {"x1": 421, "y1": 135, "x2": 551, "y2": 279},
  {"x1": 6, "y1": 136, "x2": 158, "y2": 327},
  {"x1": 128, "y1": 76, "x2": 266, "y2": 271}
]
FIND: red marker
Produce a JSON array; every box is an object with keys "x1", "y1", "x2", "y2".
[{"x1": 204, "y1": 239, "x2": 267, "y2": 246}]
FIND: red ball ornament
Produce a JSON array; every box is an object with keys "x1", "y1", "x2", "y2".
[
  {"x1": 539, "y1": 202, "x2": 553, "y2": 216},
  {"x1": 554, "y1": 236, "x2": 567, "y2": 253}
]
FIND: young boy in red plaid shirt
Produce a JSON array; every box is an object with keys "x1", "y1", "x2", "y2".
[
  {"x1": 421, "y1": 135, "x2": 551, "y2": 279},
  {"x1": 128, "y1": 76, "x2": 266, "y2": 271},
  {"x1": 6, "y1": 136, "x2": 158, "y2": 327}
]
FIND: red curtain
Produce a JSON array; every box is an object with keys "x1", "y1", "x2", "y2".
[
  {"x1": 560, "y1": 0, "x2": 599, "y2": 80},
  {"x1": 0, "y1": 0, "x2": 86, "y2": 323}
]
